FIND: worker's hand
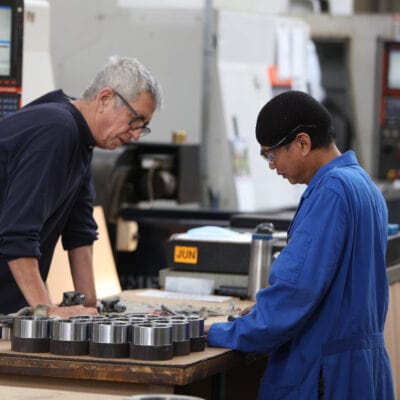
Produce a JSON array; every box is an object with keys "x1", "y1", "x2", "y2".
[
  {"x1": 47, "y1": 304, "x2": 98, "y2": 318},
  {"x1": 239, "y1": 305, "x2": 254, "y2": 316}
]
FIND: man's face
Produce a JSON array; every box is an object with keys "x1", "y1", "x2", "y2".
[
  {"x1": 95, "y1": 90, "x2": 156, "y2": 150},
  {"x1": 260, "y1": 134, "x2": 310, "y2": 185}
]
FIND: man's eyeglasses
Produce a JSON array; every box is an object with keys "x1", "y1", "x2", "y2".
[
  {"x1": 113, "y1": 90, "x2": 151, "y2": 137},
  {"x1": 260, "y1": 124, "x2": 316, "y2": 163}
]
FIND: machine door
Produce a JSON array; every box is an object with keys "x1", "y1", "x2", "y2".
[{"x1": 375, "y1": 39, "x2": 400, "y2": 180}]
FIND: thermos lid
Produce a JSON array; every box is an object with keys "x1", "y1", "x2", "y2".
[
  {"x1": 252, "y1": 233, "x2": 273, "y2": 240},
  {"x1": 255, "y1": 222, "x2": 275, "y2": 234}
]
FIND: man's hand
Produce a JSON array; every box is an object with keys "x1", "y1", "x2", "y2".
[
  {"x1": 239, "y1": 305, "x2": 254, "y2": 316},
  {"x1": 47, "y1": 304, "x2": 98, "y2": 318}
]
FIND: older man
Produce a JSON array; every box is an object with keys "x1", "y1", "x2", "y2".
[{"x1": 0, "y1": 56, "x2": 162, "y2": 318}]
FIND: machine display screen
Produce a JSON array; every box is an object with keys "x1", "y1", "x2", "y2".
[
  {"x1": 387, "y1": 48, "x2": 400, "y2": 90},
  {"x1": 0, "y1": 5, "x2": 12, "y2": 77}
]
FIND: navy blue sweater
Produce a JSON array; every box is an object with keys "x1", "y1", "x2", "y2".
[{"x1": 0, "y1": 90, "x2": 98, "y2": 313}]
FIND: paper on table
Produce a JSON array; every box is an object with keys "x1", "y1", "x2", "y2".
[
  {"x1": 136, "y1": 289, "x2": 232, "y2": 303},
  {"x1": 165, "y1": 276, "x2": 214, "y2": 295}
]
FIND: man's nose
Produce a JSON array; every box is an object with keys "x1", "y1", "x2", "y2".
[{"x1": 129, "y1": 129, "x2": 141, "y2": 141}]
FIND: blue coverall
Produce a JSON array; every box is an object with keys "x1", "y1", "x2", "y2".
[{"x1": 207, "y1": 151, "x2": 395, "y2": 399}]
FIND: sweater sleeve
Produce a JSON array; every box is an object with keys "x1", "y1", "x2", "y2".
[
  {"x1": 61, "y1": 167, "x2": 98, "y2": 250},
  {"x1": 0, "y1": 116, "x2": 81, "y2": 260}
]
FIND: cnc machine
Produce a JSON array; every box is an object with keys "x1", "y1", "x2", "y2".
[
  {"x1": 0, "y1": 0, "x2": 23, "y2": 118},
  {"x1": 374, "y1": 39, "x2": 400, "y2": 181}
]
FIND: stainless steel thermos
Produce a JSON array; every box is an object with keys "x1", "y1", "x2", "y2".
[{"x1": 247, "y1": 222, "x2": 275, "y2": 300}]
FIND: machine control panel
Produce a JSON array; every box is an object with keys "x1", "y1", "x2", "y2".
[
  {"x1": 0, "y1": 0, "x2": 24, "y2": 118},
  {"x1": 375, "y1": 39, "x2": 400, "y2": 180},
  {"x1": 0, "y1": 91, "x2": 20, "y2": 117}
]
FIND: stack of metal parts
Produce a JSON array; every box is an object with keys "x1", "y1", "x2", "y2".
[
  {"x1": 9, "y1": 313, "x2": 205, "y2": 361},
  {"x1": 11, "y1": 316, "x2": 52, "y2": 353},
  {"x1": 0, "y1": 316, "x2": 12, "y2": 340},
  {"x1": 50, "y1": 318, "x2": 91, "y2": 356}
]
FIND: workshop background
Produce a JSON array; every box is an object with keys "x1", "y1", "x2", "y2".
[
  {"x1": 1, "y1": 0, "x2": 400, "y2": 398},
  {"x1": 26, "y1": 0, "x2": 399, "y2": 285}
]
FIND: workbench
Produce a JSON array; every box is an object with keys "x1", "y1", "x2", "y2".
[{"x1": 0, "y1": 290, "x2": 266, "y2": 400}]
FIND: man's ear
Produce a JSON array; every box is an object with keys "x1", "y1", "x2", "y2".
[
  {"x1": 97, "y1": 87, "x2": 114, "y2": 110},
  {"x1": 296, "y1": 132, "x2": 312, "y2": 154}
]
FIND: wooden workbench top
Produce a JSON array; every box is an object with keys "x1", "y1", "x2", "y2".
[
  {"x1": 117, "y1": 289, "x2": 254, "y2": 326},
  {"x1": 0, "y1": 384, "x2": 125, "y2": 400},
  {"x1": 0, "y1": 340, "x2": 243, "y2": 386},
  {"x1": 0, "y1": 290, "x2": 256, "y2": 388}
]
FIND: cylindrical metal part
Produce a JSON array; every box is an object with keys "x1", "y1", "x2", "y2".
[
  {"x1": 91, "y1": 321, "x2": 129, "y2": 344},
  {"x1": 13, "y1": 316, "x2": 50, "y2": 339},
  {"x1": 0, "y1": 324, "x2": 11, "y2": 340},
  {"x1": 132, "y1": 323, "x2": 172, "y2": 346},
  {"x1": 186, "y1": 316, "x2": 205, "y2": 352},
  {"x1": 128, "y1": 316, "x2": 148, "y2": 325},
  {"x1": 168, "y1": 315, "x2": 187, "y2": 322},
  {"x1": 122, "y1": 395, "x2": 205, "y2": 400},
  {"x1": 109, "y1": 317, "x2": 130, "y2": 325},
  {"x1": 89, "y1": 316, "x2": 110, "y2": 322},
  {"x1": 145, "y1": 315, "x2": 165, "y2": 322},
  {"x1": 131, "y1": 323, "x2": 173, "y2": 361},
  {"x1": 130, "y1": 343, "x2": 174, "y2": 361},
  {"x1": 11, "y1": 316, "x2": 51, "y2": 353},
  {"x1": 89, "y1": 341, "x2": 130, "y2": 358},
  {"x1": 89, "y1": 321, "x2": 130, "y2": 358},
  {"x1": 50, "y1": 319, "x2": 89, "y2": 356},
  {"x1": 169, "y1": 319, "x2": 190, "y2": 356},
  {"x1": 153, "y1": 318, "x2": 170, "y2": 324},
  {"x1": 51, "y1": 319, "x2": 89, "y2": 341},
  {"x1": 50, "y1": 339, "x2": 89, "y2": 356},
  {"x1": 186, "y1": 316, "x2": 204, "y2": 338},
  {"x1": 70, "y1": 315, "x2": 93, "y2": 322},
  {"x1": 125, "y1": 313, "x2": 149, "y2": 319},
  {"x1": 170, "y1": 320, "x2": 189, "y2": 343}
]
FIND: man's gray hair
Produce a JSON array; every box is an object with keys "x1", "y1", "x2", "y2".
[{"x1": 80, "y1": 55, "x2": 163, "y2": 109}]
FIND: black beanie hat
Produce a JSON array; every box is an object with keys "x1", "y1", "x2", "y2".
[{"x1": 255, "y1": 90, "x2": 332, "y2": 146}]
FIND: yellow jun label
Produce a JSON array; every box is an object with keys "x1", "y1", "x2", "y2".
[{"x1": 174, "y1": 246, "x2": 198, "y2": 264}]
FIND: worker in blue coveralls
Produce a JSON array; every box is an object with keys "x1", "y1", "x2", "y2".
[
  {"x1": 207, "y1": 91, "x2": 395, "y2": 399},
  {"x1": 0, "y1": 56, "x2": 162, "y2": 318}
]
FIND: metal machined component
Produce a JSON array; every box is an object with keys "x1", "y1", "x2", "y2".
[
  {"x1": 169, "y1": 318, "x2": 190, "y2": 356},
  {"x1": 125, "y1": 313, "x2": 149, "y2": 319},
  {"x1": 170, "y1": 320, "x2": 190, "y2": 342},
  {"x1": 133, "y1": 322, "x2": 172, "y2": 346},
  {"x1": 145, "y1": 315, "x2": 165, "y2": 322},
  {"x1": 11, "y1": 316, "x2": 51, "y2": 353},
  {"x1": 51, "y1": 319, "x2": 89, "y2": 341},
  {"x1": 131, "y1": 322, "x2": 173, "y2": 361},
  {"x1": 186, "y1": 316, "x2": 206, "y2": 352},
  {"x1": 13, "y1": 316, "x2": 50, "y2": 338},
  {"x1": 50, "y1": 319, "x2": 89, "y2": 356},
  {"x1": 0, "y1": 315, "x2": 13, "y2": 341},
  {"x1": 89, "y1": 321, "x2": 130, "y2": 358},
  {"x1": 187, "y1": 316, "x2": 204, "y2": 337},
  {"x1": 100, "y1": 298, "x2": 126, "y2": 314},
  {"x1": 168, "y1": 315, "x2": 187, "y2": 321},
  {"x1": 127, "y1": 316, "x2": 148, "y2": 325},
  {"x1": 70, "y1": 316, "x2": 108, "y2": 341},
  {"x1": 0, "y1": 324, "x2": 11, "y2": 340},
  {"x1": 91, "y1": 321, "x2": 129, "y2": 344},
  {"x1": 60, "y1": 291, "x2": 86, "y2": 307},
  {"x1": 70, "y1": 315, "x2": 93, "y2": 321}
]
